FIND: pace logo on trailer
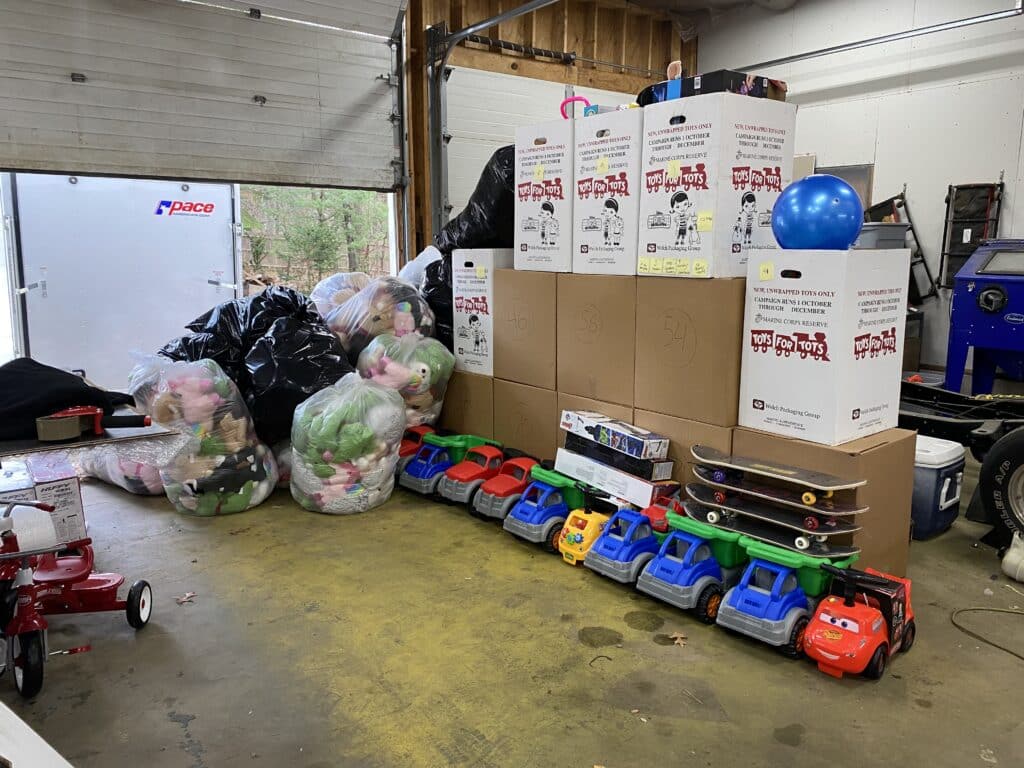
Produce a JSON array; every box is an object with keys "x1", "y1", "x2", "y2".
[{"x1": 154, "y1": 200, "x2": 216, "y2": 217}]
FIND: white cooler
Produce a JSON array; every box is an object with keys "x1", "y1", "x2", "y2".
[{"x1": 912, "y1": 435, "x2": 965, "y2": 540}]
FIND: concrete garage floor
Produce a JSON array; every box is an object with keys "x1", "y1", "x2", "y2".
[{"x1": 4, "y1": 472, "x2": 1024, "y2": 768}]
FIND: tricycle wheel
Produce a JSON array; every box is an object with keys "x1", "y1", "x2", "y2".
[
  {"x1": 864, "y1": 645, "x2": 888, "y2": 679},
  {"x1": 13, "y1": 631, "x2": 44, "y2": 699},
  {"x1": 781, "y1": 616, "x2": 808, "y2": 659},
  {"x1": 127, "y1": 580, "x2": 153, "y2": 629},
  {"x1": 546, "y1": 524, "x2": 564, "y2": 555},
  {"x1": 695, "y1": 584, "x2": 723, "y2": 624},
  {"x1": 901, "y1": 620, "x2": 916, "y2": 653}
]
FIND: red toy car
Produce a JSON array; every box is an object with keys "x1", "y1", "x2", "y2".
[
  {"x1": 805, "y1": 564, "x2": 915, "y2": 680},
  {"x1": 472, "y1": 457, "x2": 539, "y2": 520},
  {"x1": 640, "y1": 495, "x2": 681, "y2": 533},
  {"x1": 436, "y1": 445, "x2": 505, "y2": 507},
  {"x1": 398, "y1": 425, "x2": 435, "y2": 473}
]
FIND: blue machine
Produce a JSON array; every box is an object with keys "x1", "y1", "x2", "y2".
[
  {"x1": 715, "y1": 558, "x2": 810, "y2": 650},
  {"x1": 945, "y1": 239, "x2": 1024, "y2": 394}
]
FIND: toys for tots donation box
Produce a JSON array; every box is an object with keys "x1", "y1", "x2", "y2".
[
  {"x1": 515, "y1": 120, "x2": 573, "y2": 272},
  {"x1": 638, "y1": 94, "x2": 796, "y2": 278},
  {"x1": 738, "y1": 248, "x2": 910, "y2": 445},
  {"x1": 573, "y1": 109, "x2": 644, "y2": 275},
  {"x1": 452, "y1": 249, "x2": 513, "y2": 376}
]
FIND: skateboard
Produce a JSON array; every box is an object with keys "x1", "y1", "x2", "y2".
[
  {"x1": 691, "y1": 445, "x2": 865, "y2": 506},
  {"x1": 692, "y1": 465, "x2": 867, "y2": 517},
  {"x1": 684, "y1": 486, "x2": 861, "y2": 557}
]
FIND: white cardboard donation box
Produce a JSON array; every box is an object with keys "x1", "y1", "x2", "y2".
[
  {"x1": 738, "y1": 248, "x2": 911, "y2": 445},
  {"x1": 637, "y1": 94, "x2": 797, "y2": 278},
  {"x1": 515, "y1": 119, "x2": 574, "y2": 272},
  {"x1": 452, "y1": 248, "x2": 514, "y2": 376},
  {"x1": 572, "y1": 109, "x2": 644, "y2": 275}
]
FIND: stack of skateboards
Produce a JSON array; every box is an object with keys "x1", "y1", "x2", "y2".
[{"x1": 685, "y1": 445, "x2": 865, "y2": 559}]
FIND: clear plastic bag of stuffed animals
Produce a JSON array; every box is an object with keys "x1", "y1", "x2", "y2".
[
  {"x1": 290, "y1": 373, "x2": 405, "y2": 515},
  {"x1": 323, "y1": 276, "x2": 435, "y2": 361},
  {"x1": 128, "y1": 357, "x2": 278, "y2": 515},
  {"x1": 309, "y1": 271, "x2": 371, "y2": 319},
  {"x1": 75, "y1": 435, "x2": 191, "y2": 496},
  {"x1": 356, "y1": 333, "x2": 455, "y2": 427}
]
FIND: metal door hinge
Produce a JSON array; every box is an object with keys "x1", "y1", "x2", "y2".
[
  {"x1": 377, "y1": 72, "x2": 399, "y2": 87},
  {"x1": 231, "y1": 222, "x2": 243, "y2": 237}
]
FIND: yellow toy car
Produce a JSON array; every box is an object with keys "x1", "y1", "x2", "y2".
[{"x1": 559, "y1": 508, "x2": 611, "y2": 566}]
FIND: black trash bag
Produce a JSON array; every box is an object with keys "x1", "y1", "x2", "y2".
[
  {"x1": 159, "y1": 332, "x2": 246, "y2": 386},
  {"x1": 434, "y1": 145, "x2": 514, "y2": 255},
  {"x1": 185, "y1": 286, "x2": 318, "y2": 352},
  {"x1": 0, "y1": 358, "x2": 134, "y2": 441},
  {"x1": 421, "y1": 254, "x2": 453, "y2": 351},
  {"x1": 245, "y1": 316, "x2": 353, "y2": 445}
]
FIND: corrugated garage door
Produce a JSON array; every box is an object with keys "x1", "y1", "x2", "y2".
[{"x1": 0, "y1": 0, "x2": 404, "y2": 189}]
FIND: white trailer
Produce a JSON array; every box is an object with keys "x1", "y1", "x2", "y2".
[{"x1": 1, "y1": 173, "x2": 241, "y2": 390}]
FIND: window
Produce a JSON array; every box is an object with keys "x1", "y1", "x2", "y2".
[
  {"x1": 524, "y1": 486, "x2": 540, "y2": 503},
  {"x1": 469, "y1": 452, "x2": 487, "y2": 467},
  {"x1": 546, "y1": 491, "x2": 563, "y2": 508},
  {"x1": 693, "y1": 544, "x2": 711, "y2": 563},
  {"x1": 752, "y1": 567, "x2": 775, "y2": 592},
  {"x1": 488, "y1": 457, "x2": 501, "y2": 469},
  {"x1": 781, "y1": 573, "x2": 799, "y2": 594},
  {"x1": 511, "y1": 466, "x2": 525, "y2": 480},
  {"x1": 632, "y1": 523, "x2": 652, "y2": 542},
  {"x1": 668, "y1": 539, "x2": 691, "y2": 562}
]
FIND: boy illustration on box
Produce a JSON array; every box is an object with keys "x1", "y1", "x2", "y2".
[
  {"x1": 670, "y1": 191, "x2": 700, "y2": 247},
  {"x1": 602, "y1": 198, "x2": 624, "y2": 246},
  {"x1": 539, "y1": 201, "x2": 559, "y2": 245},
  {"x1": 737, "y1": 192, "x2": 757, "y2": 248},
  {"x1": 468, "y1": 314, "x2": 488, "y2": 355}
]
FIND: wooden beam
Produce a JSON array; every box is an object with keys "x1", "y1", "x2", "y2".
[
  {"x1": 449, "y1": 45, "x2": 652, "y2": 96},
  {"x1": 407, "y1": 0, "x2": 431, "y2": 254}
]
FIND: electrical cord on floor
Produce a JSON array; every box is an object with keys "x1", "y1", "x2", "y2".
[{"x1": 950, "y1": 607, "x2": 1024, "y2": 662}]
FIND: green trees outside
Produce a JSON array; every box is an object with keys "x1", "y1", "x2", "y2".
[{"x1": 241, "y1": 186, "x2": 391, "y2": 293}]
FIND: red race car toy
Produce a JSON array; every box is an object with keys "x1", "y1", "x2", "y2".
[{"x1": 805, "y1": 564, "x2": 915, "y2": 680}]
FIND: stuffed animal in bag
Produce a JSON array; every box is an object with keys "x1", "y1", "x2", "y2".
[{"x1": 325, "y1": 277, "x2": 435, "y2": 361}]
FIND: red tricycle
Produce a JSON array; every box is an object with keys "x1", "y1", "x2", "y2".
[{"x1": 0, "y1": 498, "x2": 152, "y2": 698}]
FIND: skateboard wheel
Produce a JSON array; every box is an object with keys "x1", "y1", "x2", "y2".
[
  {"x1": 803, "y1": 516, "x2": 820, "y2": 531},
  {"x1": 713, "y1": 491, "x2": 727, "y2": 505},
  {"x1": 706, "y1": 509, "x2": 721, "y2": 524},
  {"x1": 712, "y1": 470, "x2": 727, "y2": 484},
  {"x1": 814, "y1": 534, "x2": 828, "y2": 543},
  {"x1": 823, "y1": 490, "x2": 834, "y2": 499},
  {"x1": 801, "y1": 491, "x2": 817, "y2": 506},
  {"x1": 794, "y1": 535, "x2": 811, "y2": 550}
]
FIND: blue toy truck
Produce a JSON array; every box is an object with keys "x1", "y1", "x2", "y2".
[
  {"x1": 503, "y1": 466, "x2": 585, "y2": 552},
  {"x1": 715, "y1": 557, "x2": 811, "y2": 657},
  {"x1": 584, "y1": 509, "x2": 661, "y2": 584},
  {"x1": 398, "y1": 434, "x2": 494, "y2": 495},
  {"x1": 635, "y1": 523, "x2": 745, "y2": 624}
]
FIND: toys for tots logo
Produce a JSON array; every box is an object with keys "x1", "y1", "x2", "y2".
[
  {"x1": 853, "y1": 327, "x2": 897, "y2": 359},
  {"x1": 577, "y1": 172, "x2": 630, "y2": 199},
  {"x1": 731, "y1": 166, "x2": 783, "y2": 192},
  {"x1": 750, "y1": 329, "x2": 830, "y2": 361}
]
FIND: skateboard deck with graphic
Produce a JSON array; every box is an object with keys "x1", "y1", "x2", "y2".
[
  {"x1": 683, "y1": 487, "x2": 861, "y2": 558},
  {"x1": 691, "y1": 445, "x2": 865, "y2": 505},
  {"x1": 692, "y1": 465, "x2": 867, "y2": 516}
]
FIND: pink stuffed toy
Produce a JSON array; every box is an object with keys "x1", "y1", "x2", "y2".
[
  {"x1": 365, "y1": 355, "x2": 420, "y2": 391},
  {"x1": 168, "y1": 376, "x2": 223, "y2": 429}
]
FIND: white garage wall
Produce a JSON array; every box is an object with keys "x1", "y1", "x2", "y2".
[
  {"x1": 446, "y1": 68, "x2": 637, "y2": 214},
  {"x1": 0, "y1": 0, "x2": 402, "y2": 189},
  {"x1": 698, "y1": 0, "x2": 1024, "y2": 367}
]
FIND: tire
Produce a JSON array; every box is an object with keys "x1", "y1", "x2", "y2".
[
  {"x1": 127, "y1": 580, "x2": 153, "y2": 629},
  {"x1": 545, "y1": 523, "x2": 564, "y2": 554},
  {"x1": 794, "y1": 536, "x2": 811, "y2": 551},
  {"x1": 782, "y1": 616, "x2": 808, "y2": 658},
  {"x1": 801, "y1": 491, "x2": 817, "y2": 506},
  {"x1": 695, "y1": 584, "x2": 724, "y2": 624},
  {"x1": 864, "y1": 645, "x2": 888, "y2": 679},
  {"x1": 979, "y1": 428, "x2": 1024, "y2": 535},
  {"x1": 901, "y1": 620, "x2": 916, "y2": 653},
  {"x1": 13, "y1": 631, "x2": 44, "y2": 699},
  {"x1": 706, "y1": 509, "x2": 721, "y2": 524}
]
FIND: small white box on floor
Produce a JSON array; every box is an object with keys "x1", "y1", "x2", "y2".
[
  {"x1": 572, "y1": 109, "x2": 644, "y2": 275},
  {"x1": 452, "y1": 248, "x2": 513, "y2": 376},
  {"x1": 637, "y1": 94, "x2": 797, "y2": 278},
  {"x1": 515, "y1": 119, "x2": 574, "y2": 272},
  {"x1": 738, "y1": 248, "x2": 910, "y2": 445}
]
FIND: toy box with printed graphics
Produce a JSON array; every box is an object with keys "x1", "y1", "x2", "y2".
[
  {"x1": 452, "y1": 249, "x2": 513, "y2": 376},
  {"x1": 637, "y1": 94, "x2": 797, "y2": 278},
  {"x1": 738, "y1": 248, "x2": 911, "y2": 446},
  {"x1": 572, "y1": 109, "x2": 644, "y2": 275},
  {"x1": 0, "y1": 455, "x2": 87, "y2": 545},
  {"x1": 559, "y1": 410, "x2": 669, "y2": 460},
  {"x1": 554, "y1": 448, "x2": 679, "y2": 508},
  {"x1": 515, "y1": 120, "x2": 574, "y2": 272}
]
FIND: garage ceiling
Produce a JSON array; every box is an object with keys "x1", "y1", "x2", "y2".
[{"x1": 0, "y1": 0, "x2": 407, "y2": 189}]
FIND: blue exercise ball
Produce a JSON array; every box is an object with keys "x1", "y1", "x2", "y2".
[{"x1": 771, "y1": 174, "x2": 864, "y2": 249}]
